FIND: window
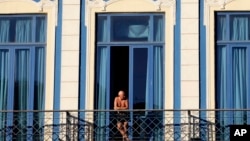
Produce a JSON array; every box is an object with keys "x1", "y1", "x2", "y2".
[
  {"x1": 215, "y1": 12, "x2": 250, "y2": 140},
  {"x1": 0, "y1": 15, "x2": 46, "y2": 140},
  {"x1": 95, "y1": 13, "x2": 164, "y2": 140}
]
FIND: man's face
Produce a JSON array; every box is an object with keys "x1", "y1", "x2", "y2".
[{"x1": 118, "y1": 91, "x2": 125, "y2": 100}]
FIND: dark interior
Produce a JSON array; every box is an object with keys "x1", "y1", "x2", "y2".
[{"x1": 110, "y1": 46, "x2": 129, "y2": 109}]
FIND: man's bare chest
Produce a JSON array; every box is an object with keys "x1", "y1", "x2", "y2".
[{"x1": 117, "y1": 99, "x2": 126, "y2": 107}]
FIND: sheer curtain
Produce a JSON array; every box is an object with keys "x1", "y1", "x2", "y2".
[
  {"x1": 14, "y1": 18, "x2": 32, "y2": 141},
  {"x1": 232, "y1": 48, "x2": 247, "y2": 124},
  {"x1": 231, "y1": 16, "x2": 249, "y2": 40},
  {"x1": 217, "y1": 15, "x2": 227, "y2": 41},
  {"x1": 153, "y1": 16, "x2": 163, "y2": 110},
  {"x1": 0, "y1": 16, "x2": 46, "y2": 140},
  {"x1": 154, "y1": 16, "x2": 163, "y2": 42},
  {"x1": 34, "y1": 17, "x2": 46, "y2": 141},
  {"x1": 145, "y1": 15, "x2": 164, "y2": 141},
  {"x1": 97, "y1": 16, "x2": 108, "y2": 42},
  {"x1": 152, "y1": 46, "x2": 164, "y2": 141},
  {"x1": 15, "y1": 49, "x2": 29, "y2": 140},
  {"x1": 0, "y1": 18, "x2": 10, "y2": 140},
  {"x1": 153, "y1": 47, "x2": 163, "y2": 110},
  {"x1": 96, "y1": 16, "x2": 109, "y2": 140},
  {"x1": 145, "y1": 16, "x2": 164, "y2": 110},
  {"x1": 153, "y1": 15, "x2": 164, "y2": 141},
  {"x1": 14, "y1": 18, "x2": 32, "y2": 114},
  {"x1": 217, "y1": 16, "x2": 249, "y2": 116},
  {"x1": 0, "y1": 19, "x2": 10, "y2": 42},
  {"x1": 34, "y1": 47, "x2": 45, "y2": 140},
  {"x1": 34, "y1": 48, "x2": 45, "y2": 111},
  {"x1": 216, "y1": 45, "x2": 229, "y2": 140},
  {"x1": 96, "y1": 46, "x2": 108, "y2": 140},
  {"x1": 15, "y1": 18, "x2": 32, "y2": 42},
  {"x1": 217, "y1": 46, "x2": 248, "y2": 140},
  {"x1": 36, "y1": 17, "x2": 46, "y2": 42},
  {"x1": 217, "y1": 45, "x2": 227, "y2": 115},
  {"x1": 0, "y1": 50, "x2": 9, "y2": 140}
]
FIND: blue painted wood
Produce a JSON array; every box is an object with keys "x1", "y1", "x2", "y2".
[{"x1": 53, "y1": 0, "x2": 62, "y2": 140}]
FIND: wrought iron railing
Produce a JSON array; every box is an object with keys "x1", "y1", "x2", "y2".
[{"x1": 0, "y1": 109, "x2": 250, "y2": 141}]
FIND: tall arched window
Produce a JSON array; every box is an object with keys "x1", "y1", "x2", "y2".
[
  {"x1": 94, "y1": 13, "x2": 164, "y2": 140},
  {"x1": 215, "y1": 12, "x2": 250, "y2": 140}
]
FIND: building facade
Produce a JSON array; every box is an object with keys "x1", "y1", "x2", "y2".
[{"x1": 1, "y1": 0, "x2": 250, "y2": 140}]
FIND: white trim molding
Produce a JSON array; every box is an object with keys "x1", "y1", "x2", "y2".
[
  {"x1": 204, "y1": 0, "x2": 236, "y2": 109},
  {"x1": 38, "y1": 0, "x2": 58, "y2": 25},
  {"x1": 86, "y1": 0, "x2": 176, "y2": 25},
  {"x1": 87, "y1": 0, "x2": 175, "y2": 11}
]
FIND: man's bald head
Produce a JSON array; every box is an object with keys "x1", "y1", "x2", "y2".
[{"x1": 118, "y1": 90, "x2": 126, "y2": 100}]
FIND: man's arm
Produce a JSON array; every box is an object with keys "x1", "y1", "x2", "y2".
[
  {"x1": 114, "y1": 97, "x2": 120, "y2": 110},
  {"x1": 124, "y1": 99, "x2": 128, "y2": 109}
]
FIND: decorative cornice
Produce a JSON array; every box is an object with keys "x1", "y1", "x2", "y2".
[
  {"x1": 0, "y1": 0, "x2": 56, "y2": 12},
  {"x1": 87, "y1": 0, "x2": 175, "y2": 11},
  {"x1": 152, "y1": 0, "x2": 175, "y2": 11},
  {"x1": 86, "y1": 0, "x2": 176, "y2": 25},
  {"x1": 38, "y1": 0, "x2": 56, "y2": 12},
  {"x1": 0, "y1": 0, "x2": 39, "y2": 3},
  {"x1": 205, "y1": 0, "x2": 235, "y2": 9},
  {"x1": 204, "y1": 0, "x2": 235, "y2": 26}
]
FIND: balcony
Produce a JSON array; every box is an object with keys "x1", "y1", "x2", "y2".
[{"x1": 0, "y1": 109, "x2": 249, "y2": 141}]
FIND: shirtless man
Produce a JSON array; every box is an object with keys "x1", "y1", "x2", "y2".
[{"x1": 114, "y1": 90, "x2": 129, "y2": 141}]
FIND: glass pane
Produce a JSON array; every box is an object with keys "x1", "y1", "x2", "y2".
[
  {"x1": 154, "y1": 16, "x2": 164, "y2": 42},
  {"x1": 133, "y1": 48, "x2": 148, "y2": 109},
  {"x1": 0, "y1": 16, "x2": 46, "y2": 43},
  {"x1": 36, "y1": 17, "x2": 46, "y2": 42},
  {"x1": 14, "y1": 17, "x2": 32, "y2": 43},
  {"x1": 216, "y1": 15, "x2": 227, "y2": 41},
  {"x1": 14, "y1": 49, "x2": 30, "y2": 140},
  {"x1": 34, "y1": 47, "x2": 45, "y2": 110},
  {"x1": 0, "y1": 49, "x2": 9, "y2": 110},
  {"x1": 34, "y1": 47, "x2": 45, "y2": 140},
  {"x1": 95, "y1": 46, "x2": 108, "y2": 110},
  {"x1": 216, "y1": 45, "x2": 227, "y2": 109},
  {"x1": 95, "y1": 46, "x2": 108, "y2": 140},
  {"x1": 230, "y1": 15, "x2": 250, "y2": 40},
  {"x1": 14, "y1": 49, "x2": 30, "y2": 110},
  {"x1": 97, "y1": 16, "x2": 108, "y2": 42},
  {"x1": 0, "y1": 18, "x2": 10, "y2": 43},
  {"x1": 153, "y1": 46, "x2": 163, "y2": 109},
  {"x1": 232, "y1": 47, "x2": 247, "y2": 108},
  {"x1": 111, "y1": 16, "x2": 149, "y2": 41},
  {"x1": 215, "y1": 45, "x2": 229, "y2": 141}
]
